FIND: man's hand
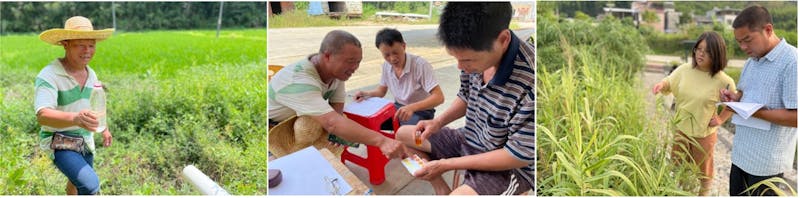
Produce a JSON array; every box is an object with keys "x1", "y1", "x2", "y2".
[
  {"x1": 102, "y1": 129, "x2": 113, "y2": 147},
  {"x1": 708, "y1": 115, "x2": 722, "y2": 127},
  {"x1": 73, "y1": 109, "x2": 98, "y2": 132},
  {"x1": 720, "y1": 88, "x2": 741, "y2": 102},
  {"x1": 396, "y1": 105, "x2": 415, "y2": 122},
  {"x1": 378, "y1": 138, "x2": 407, "y2": 159},
  {"x1": 353, "y1": 91, "x2": 368, "y2": 102},
  {"x1": 413, "y1": 159, "x2": 450, "y2": 180},
  {"x1": 415, "y1": 119, "x2": 443, "y2": 141}
]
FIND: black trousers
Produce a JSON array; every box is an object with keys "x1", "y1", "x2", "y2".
[{"x1": 729, "y1": 164, "x2": 784, "y2": 196}]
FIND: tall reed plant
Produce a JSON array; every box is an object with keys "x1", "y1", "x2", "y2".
[{"x1": 537, "y1": 19, "x2": 701, "y2": 196}]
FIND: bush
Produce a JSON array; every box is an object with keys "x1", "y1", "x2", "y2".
[{"x1": 538, "y1": 15, "x2": 650, "y2": 80}]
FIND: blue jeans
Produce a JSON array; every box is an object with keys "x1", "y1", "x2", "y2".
[
  {"x1": 54, "y1": 150, "x2": 99, "y2": 195},
  {"x1": 381, "y1": 102, "x2": 436, "y2": 130}
]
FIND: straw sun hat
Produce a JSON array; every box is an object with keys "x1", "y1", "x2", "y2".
[
  {"x1": 39, "y1": 16, "x2": 114, "y2": 45},
  {"x1": 268, "y1": 115, "x2": 343, "y2": 157}
]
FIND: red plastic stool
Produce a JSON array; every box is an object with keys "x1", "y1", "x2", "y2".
[{"x1": 340, "y1": 102, "x2": 399, "y2": 185}]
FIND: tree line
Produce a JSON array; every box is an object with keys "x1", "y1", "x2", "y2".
[
  {"x1": 540, "y1": 1, "x2": 796, "y2": 32},
  {"x1": 0, "y1": 2, "x2": 266, "y2": 34}
]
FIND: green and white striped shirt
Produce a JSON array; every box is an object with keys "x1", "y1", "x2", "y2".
[{"x1": 34, "y1": 59, "x2": 99, "y2": 155}]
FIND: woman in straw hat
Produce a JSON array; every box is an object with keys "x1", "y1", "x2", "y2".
[{"x1": 35, "y1": 16, "x2": 114, "y2": 195}]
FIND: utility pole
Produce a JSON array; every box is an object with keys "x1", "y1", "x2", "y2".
[
  {"x1": 112, "y1": 2, "x2": 117, "y2": 33},
  {"x1": 0, "y1": 2, "x2": 4, "y2": 36},
  {"x1": 217, "y1": 2, "x2": 224, "y2": 38},
  {"x1": 428, "y1": 1, "x2": 433, "y2": 19}
]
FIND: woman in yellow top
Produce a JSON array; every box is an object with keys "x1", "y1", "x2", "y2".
[{"x1": 652, "y1": 31, "x2": 735, "y2": 196}]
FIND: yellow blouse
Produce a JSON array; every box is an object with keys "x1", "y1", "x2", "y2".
[{"x1": 659, "y1": 63, "x2": 737, "y2": 137}]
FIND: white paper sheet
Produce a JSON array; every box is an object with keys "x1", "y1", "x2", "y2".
[
  {"x1": 731, "y1": 113, "x2": 771, "y2": 130},
  {"x1": 344, "y1": 97, "x2": 393, "y2": 117},
  {"x1": 268, "y1": 147, "x2": 352, "y2": 195}
]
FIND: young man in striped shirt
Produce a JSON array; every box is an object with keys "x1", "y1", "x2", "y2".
[{"x1": 395, "y1": 2, "x2": 535, "y2": 195}]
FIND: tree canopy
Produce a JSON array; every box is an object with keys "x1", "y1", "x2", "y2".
[{"x1": 1, "y1": 2, "x2": 266, "y2": 34}]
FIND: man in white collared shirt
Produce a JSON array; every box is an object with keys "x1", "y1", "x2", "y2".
[{"x1": 354, "y1": 28, "x2": 444, "y2": 129}]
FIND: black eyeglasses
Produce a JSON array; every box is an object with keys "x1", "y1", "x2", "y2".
[{"x1": 694, "y1": 47, "x2": 711, "y2": 56}]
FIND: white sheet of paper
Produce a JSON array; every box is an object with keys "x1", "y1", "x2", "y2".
[
  {"x1": 268, "y1": 147, "x2": 352, "y2": 195},
  {"x1": 717, "y1": 102, "x2": 765, "y2": 119},
  {"x1": 344, "y1": 97, "x2": 393, "y2": 117},
  {"x1": 731, "y1": 113, "x2": 771, "y2": 130}
]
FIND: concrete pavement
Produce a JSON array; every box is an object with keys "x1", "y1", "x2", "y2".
[{"x1": 646, "y1": 54, "x2": 747, "y2": 68}]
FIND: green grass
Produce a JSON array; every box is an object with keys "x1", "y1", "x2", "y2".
[{"x1": 0, "y1": 29, "x2": 266, "y2": 195}]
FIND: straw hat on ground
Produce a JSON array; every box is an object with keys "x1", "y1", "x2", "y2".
[
  {"x1": 39, "y1": 16, "x2": 114, "y2": 45},
  {"x1": 268, "y1": 115, "x2": 343, "y2": 157}
]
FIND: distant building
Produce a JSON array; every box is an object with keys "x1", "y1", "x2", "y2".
[
  {"x1": 512, "y1": 2, "x2": 535, "y2": 22},
  {"x1": 602, "y1": 7, "x2": 638, "y2": 23},
  {"x1": 268, "y1": 2, "x2": 295, "y2": 16},
  {"x1": 602, "y1": 1, "x2": 681, "y2": 33},
  {"x1": 695, "y1": 6, "x2": 741, "y2": 28},
  {"x1": 268, "y1": 1, "x2": 362, "y2": 18}
]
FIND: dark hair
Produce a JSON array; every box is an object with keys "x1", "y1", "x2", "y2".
[
  {"x1": 692, "y1": 31, "x2": 728, "y2": 77},
  {"x1": 375, "y1": 28, "x2": 404, "y2": 48},
  {"x1": 732, "y1": 5, "x2": 773, "y2": 31},
  {"x1": 437, "y1": 2, "x2": 511, "y2": 51},
  {"x1": 319, "y1": 30, "x2": 362, "y2": 55}
]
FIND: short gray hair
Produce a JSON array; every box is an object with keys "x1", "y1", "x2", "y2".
[{"x1": 319, "y1": 30, "x2": 362, "y2": 55}]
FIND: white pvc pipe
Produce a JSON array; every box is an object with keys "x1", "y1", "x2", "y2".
[{"x1": 182, "y1": 165, "x2": 231, "y2": 196}]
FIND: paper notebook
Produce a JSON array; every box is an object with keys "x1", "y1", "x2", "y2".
[
  {"x1": 344, "y1": 97, "x2": 392, "y2": 117},
  {"x1": 717, "y1": 102, "x2": 764, "y2": 119},
  {"x1": 717, "y1": 102, "x2": 770, "y2": 130}
]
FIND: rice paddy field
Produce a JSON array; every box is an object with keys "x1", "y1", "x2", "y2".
[
  {"x1": 536, "y1": 16, "x2": 701, "y2": 196},
  {"x1": 0, "y1": 29, "x2": 267, "y2": 195}
]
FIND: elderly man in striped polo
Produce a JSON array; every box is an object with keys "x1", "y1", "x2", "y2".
[
  {"x1": 35, "y1": 16, "x2": 114, "y2": 195},
  {"x1": 395, "y1": 2, "x2": 534, "y2": 195}
]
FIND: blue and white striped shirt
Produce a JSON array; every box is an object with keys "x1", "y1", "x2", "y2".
[
  {"x1": 731, "y1": 39, "x2": 797, "y2": 176},
  {"x1": 457, "y1": 31, "x2": 535, "y2": 188}
]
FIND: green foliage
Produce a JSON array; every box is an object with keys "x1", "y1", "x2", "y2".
[
  {"x1": 268, "y1": 11, "x2": 346, "y2": 29},
  {"x1": 537, "y1": 13, "x2": 699, "y2": 196},
  {"x1": 365, "y1": 1, "x2": 432, "y2": 15},
  {"x1": 743, "y1": 177, "x2": 797, "y2": 196},
  {"x1": 537, "y1": 15, "x2": 649, "y2": 80},
  {"x1": 0, "y1": 2, "x2": 266, "y2": 34},
  {"x1": 540, "y1": 1, "x2": 628, "y2": 18},
  {"x1": 724, "y1": 67, "x2": 742, "y2": 84},
  {"x1": 642, "y1": 10, "x2": 659, "y2": 24},
  {"x1": 643, "y1": 29, "x2": 693, "y2": 56},
  {"x1": 674, "y1": 1, "x2": 796, "y2": 31},
  {"x1": 293, "y1": 2, "x2": 309, "y2": 12},
  {"x1": 573, "y1": 11, "x2": 591, "y2": 21},
  {"x1": 0, "y1": 29, "x2": 266, "y2": 195},
  {"x1": 645, "y1": 25, "x2": 797, "y2": 59}
]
